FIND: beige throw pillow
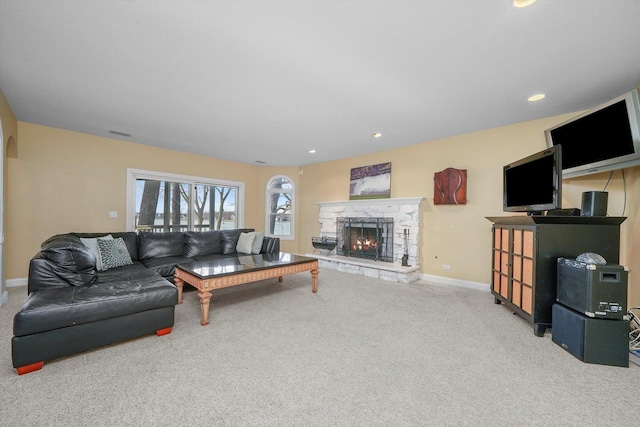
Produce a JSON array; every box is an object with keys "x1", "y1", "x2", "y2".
[
  {"x1": 251, "y1": 232, "x2": 265, "y2": 254},
  {"x1": 236, "y1": 232, "x2": 256, "y2": 254}
]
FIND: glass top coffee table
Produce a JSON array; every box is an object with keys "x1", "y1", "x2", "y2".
[{"x1": 174, "y1": 252, "x2": 319, "y2": 325}]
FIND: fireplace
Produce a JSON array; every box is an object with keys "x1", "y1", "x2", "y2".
[
  {"x1": 314, "y1": 198, "x2": 423, "y2": 282},
  {"x1": 336, "y1": 217, "x2": 393, "y2": 262}
]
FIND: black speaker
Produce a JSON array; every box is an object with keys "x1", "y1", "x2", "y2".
[
  {"x1": 557, "y1": 258, "x2": 628, "y2": 319},
  {"x1": 552, "y1": 303, "x2": 629, "y2": 367},
  {"x1": 581, "y1": 191, "x2": 608, "y2": 216}
]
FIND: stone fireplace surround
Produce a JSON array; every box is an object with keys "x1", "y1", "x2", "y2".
[{"x1": 309, "y1": 197, "x2": 424, "y2": 283}]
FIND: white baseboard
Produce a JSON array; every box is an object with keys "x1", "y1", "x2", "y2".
[
  {"x1": 6, "y1": 277, "x2": 27, "y2": 288},
  {"x1": 420, "y1": 273, "x2": 490, "y2": 292},
  {"x1": 5, "y1": 275, "x2": 489, "y2": 292}
]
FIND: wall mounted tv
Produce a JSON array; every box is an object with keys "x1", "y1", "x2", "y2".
[
  {"x1": 503, "y1": 146, "x2": 562, "y2": 215},
  {"x1": 545, "y1": 89, "x2": 640, "y2": 178}
]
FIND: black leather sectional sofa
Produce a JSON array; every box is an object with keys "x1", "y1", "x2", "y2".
[{"x1": 12, "y1": 229, "x2": 279, "y2": 374}]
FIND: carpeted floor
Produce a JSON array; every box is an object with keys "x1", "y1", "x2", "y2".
[{"x1": 0, "y1": 268, "x2": 638, "y2": 426}]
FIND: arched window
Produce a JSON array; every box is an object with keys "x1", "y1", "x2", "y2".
[{"x1": 266, "y1": 175, "x2": 294, "y2": 240}]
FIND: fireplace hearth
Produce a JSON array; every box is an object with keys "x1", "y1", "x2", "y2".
[{"x1": 336, "y1": 217, "x2": 393, "y2": 262}]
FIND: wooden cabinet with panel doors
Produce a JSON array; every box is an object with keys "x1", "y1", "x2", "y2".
[{"x1": 487, "y1": 216, "x2": 624, "y2": 337}]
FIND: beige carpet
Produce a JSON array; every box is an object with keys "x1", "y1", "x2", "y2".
[{"x1": 0, "y1": 268, "x2": 637, "y2": 426}]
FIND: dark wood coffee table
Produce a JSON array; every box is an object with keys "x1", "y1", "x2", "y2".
[{"x1": 174, "y1": 253, "x2": 319, "y2": 325}]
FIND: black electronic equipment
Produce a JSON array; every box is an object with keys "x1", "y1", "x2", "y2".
[
  {"x1": 552, "y1": 303, "x2": 629, "y2": 367},
  {"x1": 581, "y1": 191, "x2": 608, "y2": 217},
  {"x1": 503, "y1": 146, "x2": 562, "y2": 215},
  {"x1": 557, "y1": 257, "x2": 628, "y2": 319},
  {"x1": 546, "y1": 208, "x2": 581, "y2": 216},
  {"x1": 545, "y1": 89, "x2": 640, "y2": 178}
]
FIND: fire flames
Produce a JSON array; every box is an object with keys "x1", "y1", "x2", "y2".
[{"x1": 353, "y1": 237, "x2": 377, "y2": 251}]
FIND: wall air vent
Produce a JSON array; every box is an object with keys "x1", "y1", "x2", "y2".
[{"x1": 108, "y1": 130, "x2": 131, "y2": 137}]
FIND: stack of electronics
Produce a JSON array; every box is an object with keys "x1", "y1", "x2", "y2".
[{"x1": 552, "y1": 254, "x2": 630, "y2": 367}]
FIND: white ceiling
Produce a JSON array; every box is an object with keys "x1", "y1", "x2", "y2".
[{"x1": 1, "y1": 0, "x2": 640, "y2": 167}]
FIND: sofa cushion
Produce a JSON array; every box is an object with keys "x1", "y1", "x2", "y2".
[
  {"x1": 95, "y1": 261, "x2": 151, "y2": 281},
  {"x1": 13, "y1": 265, "x2": 177, "y2": 337},
  {"x1": 140, "y1": 255, "x2": 192, "y2": 278},
  {"x1": 98, "y1": 238, "x2": 134, "y2": 270},
  {"x1": 28, "y1": 256, "x2": 73, "y2": 293},
  {"x1": 183, "y1": 231, "x2": 222, "y2": 257},
  {"x1": 138, "y1": 232, "x2": 184, "y2": 260},
  {"x1": 40, "y1": 237, "x2": 97, "y2": 287}
]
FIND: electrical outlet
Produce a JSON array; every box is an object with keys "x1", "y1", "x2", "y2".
[
  {"x1": 442, "y1": 264, "x2": 451, "y2": 270},
  {"x1": 109, "y1": 211, "x2": 118, "y2": 218}
]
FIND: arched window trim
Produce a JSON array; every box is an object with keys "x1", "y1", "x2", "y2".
[{"x1": 265, "y1": 174, "x2": 295, "y2": 240}]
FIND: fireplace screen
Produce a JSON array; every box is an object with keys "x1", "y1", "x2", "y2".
[{"x1": 336, "y1": 217, "x2": 393, "y2": 262}]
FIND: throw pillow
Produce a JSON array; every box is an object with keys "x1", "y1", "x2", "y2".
[
  {"x1": 251, "y1": 231, "x2": 265, "y2": 254},
  {"x1": 236, "y1": 232, "x2": 256, "y2": 254},
  {"x1": 80, "y1": 235, "x2": 113, "y2": 271},
  {"x1": 221, "y1": 229, "x2": 248, "y2": 254},
  {"x1": 97, "y1": 237, "x2": 133, "y2": 271}
]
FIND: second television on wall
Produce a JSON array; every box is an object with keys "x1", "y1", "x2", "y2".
[{"x1": 545, "y1": 89, "x2": 640, "y2": 178}]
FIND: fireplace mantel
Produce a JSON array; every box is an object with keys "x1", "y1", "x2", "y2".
[{"x1": 318, "y1": 197, "x2": 424, "y2": 209}]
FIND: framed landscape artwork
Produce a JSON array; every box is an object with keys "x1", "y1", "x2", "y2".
[{"x1": 349, "y1": 162, "x2": 391, "y2": 200}]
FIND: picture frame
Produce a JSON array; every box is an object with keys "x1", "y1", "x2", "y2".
[{"x1": 349, "y1": 162, "x2": 391, "y2": 200}]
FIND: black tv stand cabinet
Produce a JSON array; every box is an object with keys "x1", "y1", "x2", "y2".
[{"x1": 486, "y1": 216, "x2": 625, "y2": 336}]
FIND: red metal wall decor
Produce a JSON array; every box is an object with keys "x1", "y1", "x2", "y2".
[{"x1": 434, "y1": 167, "x2": 467, "y2": 205}]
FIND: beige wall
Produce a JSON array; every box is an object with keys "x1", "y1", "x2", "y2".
[
  {"x1": 5, "y1": 122, "x2": 262, "y2": 279},
  {"x1": 0, "y1": 89, "x2": 17, "y2": 155},
  {"x1": 1, "y1": 88, "x2": 18, "y2": 301},
  {"x1": 299, "y1": 114, "x2": 640, "y2": 306},
  {"x1": 4, "y1": 109, "x2": 640, "y2": 307}
]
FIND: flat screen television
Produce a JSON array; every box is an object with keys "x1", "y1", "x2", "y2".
[
  {"x1": 503, "y1": 146, "x2": 562, "y2": 215},
  {"x1": 545, "y1": 89, "x2": 640, "y2": 178}
]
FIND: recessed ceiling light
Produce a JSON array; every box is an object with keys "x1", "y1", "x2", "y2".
[
  {"x1": 308, "y1": 149, "x2": 316, "y2": 154},
  {"x1": 528, "y1": 94, "x2": 546, "y2": 102},
  {"x1": 513, "y1": 0, "x2": 537, "y2": 8},
  {"x1": 371, "y1": 132, "x2": 382, "y2": 138}
]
